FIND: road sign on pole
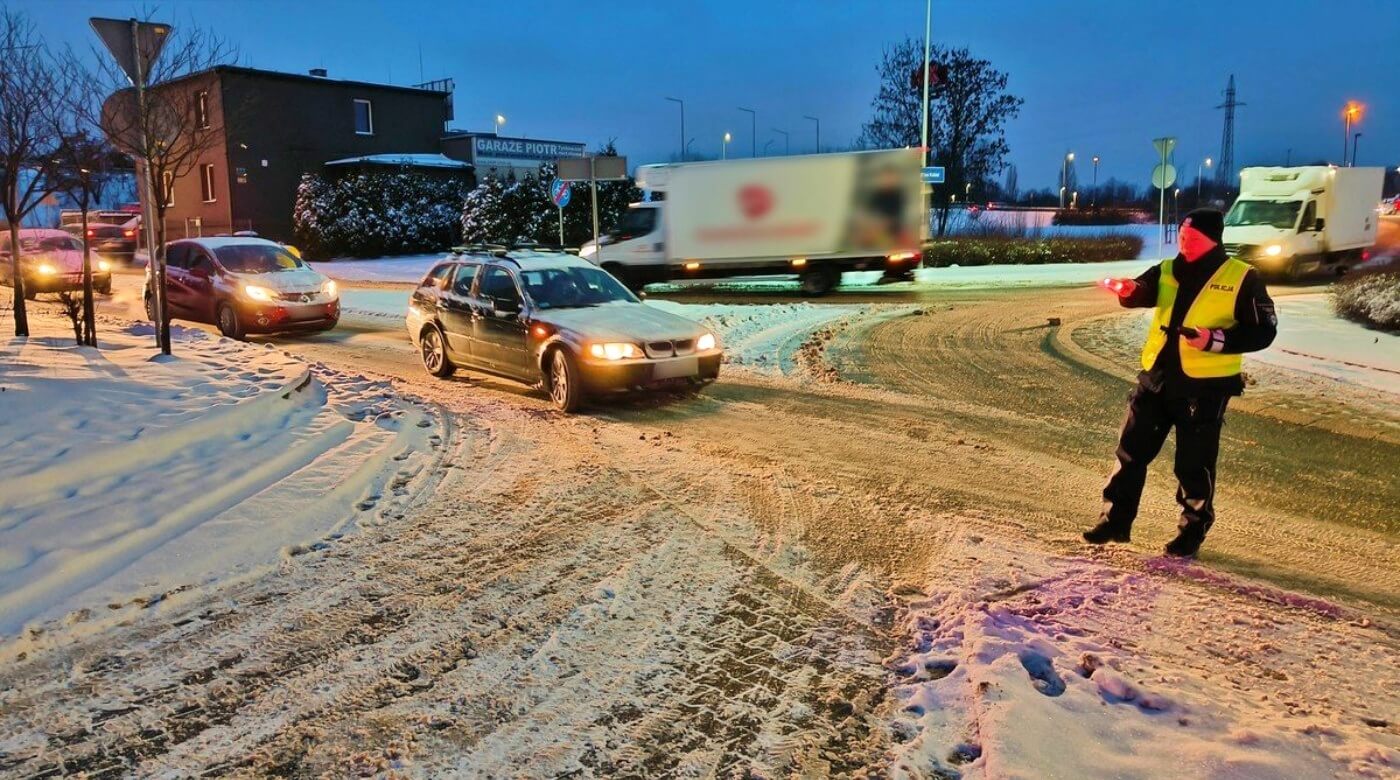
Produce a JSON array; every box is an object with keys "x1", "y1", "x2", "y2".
[
  {"x1": 921, "y1": 166, "x2": 946, "y2": 184},
  {"x1": 1152, "y1": 137, "x2": 1177, "y2": 259},
  {"x1": 557, "y1": 156, "x2": 628, "y2": 262},
  {"x1": 89, "y1": 17, "x2": 169, "y2": 86},
  {"x1": 549, "y1": 177, "x2": 571, "y2": 208}
]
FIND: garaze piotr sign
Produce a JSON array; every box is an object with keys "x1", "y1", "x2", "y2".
[{"x1": 474, "y1": 137, "x2": 586, "y2": 167}]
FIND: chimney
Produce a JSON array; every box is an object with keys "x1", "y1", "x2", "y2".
[{"x1": 309, "y1": 68, "x2": 327, "y2": 77}]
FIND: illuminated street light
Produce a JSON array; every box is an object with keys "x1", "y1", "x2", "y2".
[
  {"x1": 1091, "y1": 155, "x2": 1100, "y2": 207},
  {"x1": 1342, "y1": 102, "x2": 1363, "y2": 165},
  {"x1": 723, "y1": 132, "x2": 732, "y2": 160},
  {"x1": 1198, "y1": 157, "x2": 1212, "y2": 203},
  {"x1": 494, "y1": 114, "x2": 506, "y2": 135},
  {"x1": 1061, "y1": 152, "x2": 1074, "y2": 209}
]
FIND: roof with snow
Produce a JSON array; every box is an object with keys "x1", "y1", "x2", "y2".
[{"x1": 323, "y1": 153, "x2": 473, "y2": 170}]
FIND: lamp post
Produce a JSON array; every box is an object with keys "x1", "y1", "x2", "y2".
[
  {"x1": 722, "y1": 132, "x2": 731, "y2": 160},
  {"x1": 494, "y1": 114, "x2": 505, "y2": 136},
  {"x1": 1091, "y1": 155, "x2": 1100, "y2": 208},
  {"x1": 1352, "y1": 132, "x2": 1362, "y2": 167},
  {"x1": 1061, "y1": 152, "x2": 1074, "y2": 209},
  {"x1": 803, "y1": 115, "x2": 820, "y2": 153},
  {"x1": 1343, "y1": 101, "x2": 1362, "y2": 165},
  {"x1": 665, "y1": 97, "x2": 685, "y2": 161},
  {"x1": 772, "y1": 128, "x2": 789, "y2": 156},
  {"x1": 1198, "y1": 157, "x2": 1212, "y2": 204},
  {"x1": 763, "y1": 139, "x2": 774, "y2": 157},
  {"x1": 738, "y1": 107, "x2": 756, "y2": 157}
]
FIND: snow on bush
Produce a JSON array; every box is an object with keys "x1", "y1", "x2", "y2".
[
  {"x1": 293, "y1": 170, "x2": 469, "y2": 259},
  {"x1": 923, "y1": 234, "x2": 1144, "y2": 266},
  {"x1": 1332, "y1": 269, "x2": 1400, "y2": 331}
]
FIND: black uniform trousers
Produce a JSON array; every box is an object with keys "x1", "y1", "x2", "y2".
[{"x1": 1101, "y1": 385, "x2": 1230, "y2": 537}]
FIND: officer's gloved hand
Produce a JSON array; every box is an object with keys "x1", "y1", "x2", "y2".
[{"x1": 1182, "y1": 327, "x2": 1224, "y2": 352}]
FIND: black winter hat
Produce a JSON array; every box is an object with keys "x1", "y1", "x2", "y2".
[{"x1": 1182, "y1": 208, "x2": 1225, "y2": 244}]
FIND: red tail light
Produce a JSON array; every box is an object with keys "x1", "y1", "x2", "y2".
[
  {"x1": 86, "y1": 229, "x2": 95, "y2": 237},
  {"x1": 124, "y1": 230, "x2": 134, "y2": 238}
]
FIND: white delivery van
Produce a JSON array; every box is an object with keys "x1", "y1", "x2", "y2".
[
  {"x1": 1223, "y1": 166, "x2": 1383, "y2": 280},
  {"x1": 579, "y1": 149, "x2": 923, "y2": 295}
]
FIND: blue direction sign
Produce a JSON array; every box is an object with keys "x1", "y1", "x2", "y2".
[
  {"x1": 549, "y1": 177, "x2": 572, "y2": 208},
  {"x1": 921, "y1": 166, "x2": 946, "y2": 184}
]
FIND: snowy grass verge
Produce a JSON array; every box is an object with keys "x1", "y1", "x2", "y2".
[
  {"x1": 0, "y1": 317, "x2": 446, "y2": 645},
  {"x1": 1332, "y1": 268, "x2": 1400, "y2": 331}
]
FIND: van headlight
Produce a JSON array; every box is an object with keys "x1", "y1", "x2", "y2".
[
  {"x1": 697, "y1": 332, "x2": 717, "y2": 351},
  {"x1": 321, "y1": 279, "x2": 338, "y2": 299},
  {"x1": 37, "y1": 262, "x2": 56, "y2": 276},
  {"x1": 1264, "y1": 244, "x2": 1283, "y2": 257},
  {"x1": 589, "y1": 342, "x2": 640, "y2": 360},
  {"x1": 97, "y1": 259, "x2": 112, "y2": 272},
  {"x1": 242, "y1": 283, "x2": 275, "y2": 302}
]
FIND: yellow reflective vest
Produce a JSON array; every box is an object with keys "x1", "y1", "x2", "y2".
[{"x1": 1140, "y1": 257, "x2": 1250, "y2": 378}]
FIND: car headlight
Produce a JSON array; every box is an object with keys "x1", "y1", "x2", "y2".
[
  {"x1": 97, "y1": 259, "x2": 112, "y2": 272},
  {"x1": 697, "y1": 332, "x2": 717, "y2": 351},
  {"x1": 589, "y1": 342, "x2": 640, "y2": 360},
  {"x1": 242, "y1": 283, "x2": 275, "y2": 302},
  {"x1": 37, "y1": 262, "x2": 56, "y2": 276},
  {"x1": 1264, "y1": 244, "x2": 1283, "y2": 257},
  {"x1": 579, "y1": 244, "x2": 597, "y2": 258},
  {"x1": 321, "y1": 279, "x2": 338, "y2": 299}
]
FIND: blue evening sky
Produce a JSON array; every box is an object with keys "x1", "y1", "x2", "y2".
[{"x1": 24, "y1": 0, "x2": 1400, "y2": 190}]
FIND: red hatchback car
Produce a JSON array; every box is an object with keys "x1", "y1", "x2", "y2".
[{"x1": 144, "y1": 237, "x2": 339, "y2": 339}]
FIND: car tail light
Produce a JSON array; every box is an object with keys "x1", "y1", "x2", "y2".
[
  {"x1": 86, "y1": 229, "x2": 95, "y2": 237},
  {"x1": 124, "y1": 229, "x2": 134, "y2": 238}
]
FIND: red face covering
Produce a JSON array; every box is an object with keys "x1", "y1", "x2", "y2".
[{"x1": 1179, "y1": 224, "x2": 1217, "y2": 262}]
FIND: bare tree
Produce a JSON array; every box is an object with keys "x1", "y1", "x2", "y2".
[
  {"x1": 0, "y1": 8, "x2": 72, "y2": 337},
  {"x1": 859, "y1": 40, "x2": 1023, "y2": 236},
  {"x1": 96, "y1": 19, "x2": 234, "y2": 354}
]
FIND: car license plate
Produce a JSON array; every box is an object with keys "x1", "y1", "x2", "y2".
[{"x1": 654, "y1": 356, "x2": 697, "y2": 380}]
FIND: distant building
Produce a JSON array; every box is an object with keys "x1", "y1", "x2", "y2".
[
  {"x1": 137, "y1": 65, "x2": 455, "y2": 242},
  {"x1": 440, "y1": 132, "x2": 586, "y2": 181}
]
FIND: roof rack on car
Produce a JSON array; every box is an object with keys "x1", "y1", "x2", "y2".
[{"x1": 450, "y1": 243, "x2": 509, "y2": 257}]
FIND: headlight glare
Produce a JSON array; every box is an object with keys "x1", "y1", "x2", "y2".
[
  {"x1": 589, "y1": 342, "x2": 640, "y2": 360},
  {"x1": 1265, "y1": 244, "x2": 1283, "y2": 257},
  {"x1": 97, "y1": 259, "x2": 112, "y2": 272},
  {"x1": 37, "y1": 262, "x2": 56, "y2": 276},
  {"x1": 243, "y1": 283, "x2": 274, "y2": 302},
  {"x1": 321, "y1": 279, "x2": 338, "y2": 298},
  {"x1": 697, "y1": 332, "x2": 717, "y2": 351}
]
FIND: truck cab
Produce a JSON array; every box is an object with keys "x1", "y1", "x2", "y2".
[
  {"x1": 1224, "y1": 166, "x2": 1382, "y2": 281},
  {"x1": 579, "y1": 203, "x2": 666, "y2": 286}
]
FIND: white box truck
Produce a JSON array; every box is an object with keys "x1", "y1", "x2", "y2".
[
  {"x1": 1223, "y1": 166, "x2": 1383, "y2": 280},
  {"x1": 579, "y1": 149, "x2": 923, "y2": 295}
]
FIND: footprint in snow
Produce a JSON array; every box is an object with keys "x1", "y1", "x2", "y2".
[{"x1": 1020, "y1": 650, "x2": 1065, "y2": 697}]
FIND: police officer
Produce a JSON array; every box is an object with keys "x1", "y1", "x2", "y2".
[{"x1": 1083, "y1": 209, "x2": 1277, "y2": 557}]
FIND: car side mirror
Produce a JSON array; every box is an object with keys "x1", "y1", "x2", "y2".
[{"x1": 1313, "y1": 218, "x2": 1325, "y2": 232}]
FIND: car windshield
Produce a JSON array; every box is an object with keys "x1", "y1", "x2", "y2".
[
  {"x1": 20, "y1": 236, "x2": 80, "y2": 252},
  {"x1": 212, "y1": 244, "x2": 305, "y2": 273},
  {"x1": 518, "y1": 266, "x2": 638, "y2": 309},
  {"x1": 1225, "y1": 199, "x2": 1302, "y2": 229}
]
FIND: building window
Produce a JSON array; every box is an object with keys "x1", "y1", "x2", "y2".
[
  {"x1": 353, "y1": 98, "x2": 374, "y2": 135},
  {"x1": 200, "y1": 163, "x2": 216, "y2": 202},
  {"x1": 196, "y1": 90, "x2": 210, "y2": 129},
  {"x1": 161, "y1": 171, "x2": 174, "y2": 207}
]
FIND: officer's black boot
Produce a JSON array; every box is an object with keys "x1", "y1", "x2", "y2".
[
  {"x1": 1164, "y1": 524, "x2": 1206, "y2": 557},
  {"x1": 1082, "y1": 519, "x2": 1132, "y2": 544}
]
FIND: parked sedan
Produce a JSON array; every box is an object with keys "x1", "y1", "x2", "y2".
[
  {"x1": 144, "y1": 237, "x2": 339, "y2": 339},
  {"x1": 0, "y1": 229, "x2": 113, "y2": 297},
  {"x1": 407, "y1": 249, "x2": 721, "y2": 412}
]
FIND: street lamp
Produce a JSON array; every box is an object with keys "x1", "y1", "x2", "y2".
[
  {"x1": 772, "y1": 128, "x2": 789, "y2": 156},
  {"x1": 1198, "y1": 157, "x2": 1212, "y2": 204},
  {"x1": 1352, "y1": 132, "x2": 1362, "y2": 166},
  {"x1": 1342, "y1": 101, "x2": 1363, "y2": 165},
  {"x1": 763, "y1": 139, "x2": 774, "y2": 156},
  {"x1": 1072, "y1": 190, "x2": 1078, "y2": 209},
  {"x1": 1061, "y1": 152, "x2": 1074, "y2": 209},
  {"x1": 494, "y1": 114, "x2": 505, "y2": 135},
  {"x1": 723, "y1": 132, "x2": 732, "y2": 160},
  {"x1": 1091, "y1": 155, "x2": 1100, "y2": 208},
  {"x1": 665, "y1": 97, "x2": 685, "y2": 161},
  {"x1": 738, "y1": 107, "x2": 757, "y2": 157},
  {"x1": 803, "y1": 115, "x2": 820, "y2": 153}
]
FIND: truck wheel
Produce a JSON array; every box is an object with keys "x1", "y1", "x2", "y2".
[
  {"x1": 798, "y1": 266, "x2": 841, "y2": 297},
  {"x1": 546, "y1": 347, "x2": 584, "y2": 413},
  {"x1": 1286, "y1": 256, "x2": 1307, "y2": 283}
]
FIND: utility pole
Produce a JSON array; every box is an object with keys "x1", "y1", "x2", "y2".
[
  {"x1": 920, "y1": 0, "x2": 932, "y2": 165},
  {"x1": 738, "y1": 107, "x2": 756, "y2": 157},
  {"x1": 1215, "y1": 75, "x2": 1243, "y2": 191},
  {"x1": 804, "y1": 115, "x2": 820, "y2": 153},
  {"x1": 1352, "y1": 132, "x2": 1362, "y2": 167},
  {"x1": 665, "y1": 97, "x2": 684, "y2": 161}
]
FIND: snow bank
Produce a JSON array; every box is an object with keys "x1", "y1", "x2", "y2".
[
  {"x1": 0, "y1": 319, "x2": 444, "y2": 641},
  {"x1": 1255, "y1": 294, "x2": 1400, "y2": 394},
  {"x1": 310, "y1": 253, "x2": 450, "y2": 283}
]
